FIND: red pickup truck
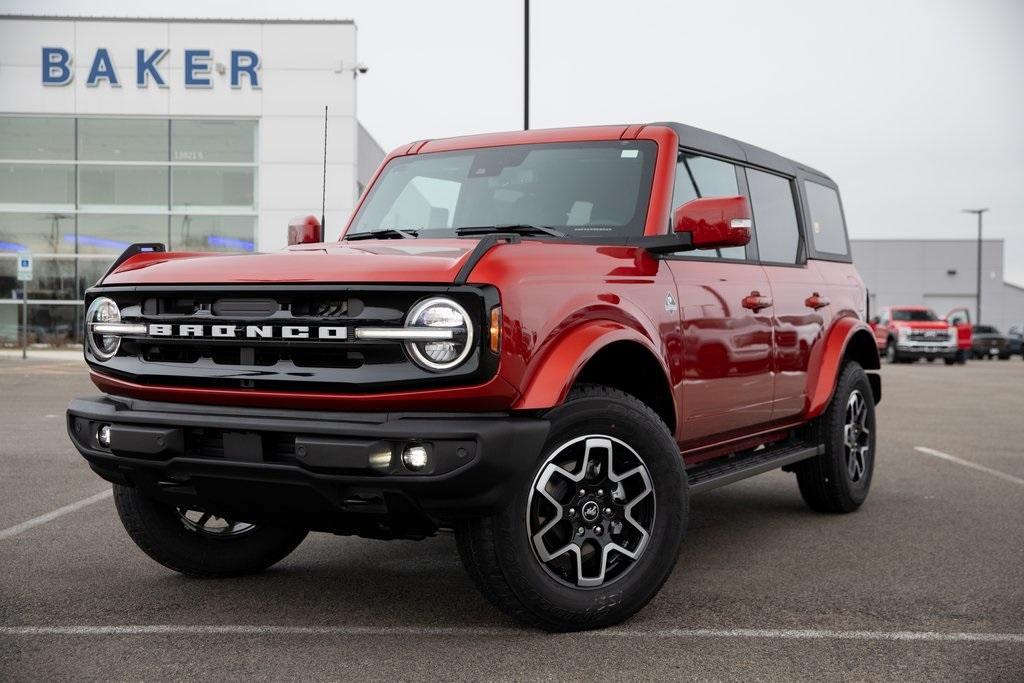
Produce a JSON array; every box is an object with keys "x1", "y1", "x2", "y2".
[
  {"x1": 67, "y1": 123, "x2": 880, "y2": 631},
  {"x1": 870, "y1": 305, "x2": 971, "y2": 364}
]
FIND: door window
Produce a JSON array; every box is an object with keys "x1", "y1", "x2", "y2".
[
  {"x1": 804, "y1": 181, "x2": 848, "y2": 256},
  {"x1": 747, "y1": 169, "x2": 801, "y2": 265},
  {"x1": 673, "y1": 153, "x2": 747, "y2": 260}
]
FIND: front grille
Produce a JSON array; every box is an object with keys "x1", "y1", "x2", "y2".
[
  {"x1": 908, "y1": 330, "x2": 950, "y2": 342},
  {"x1": 87, "y1": 285, "x2": 498, "y2": 393}
]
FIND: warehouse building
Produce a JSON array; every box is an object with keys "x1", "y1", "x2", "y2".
[
  {"x1": 0, "y1": 14, "x2": 383, "y2": 343},
  {"x1": 851, "y1": 239, "x2": 1024, "y2": 333}
]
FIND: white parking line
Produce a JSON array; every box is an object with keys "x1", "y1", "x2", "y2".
[
  {"x1": 0, "y1": 489, "x2": 112, "y2": 541},
  {"x1": 914, "y1": 447, "x2": 1024, "y2": 487},
  {"x1": 0, "y1": 625, "x2": 1022, "y2": 643}
]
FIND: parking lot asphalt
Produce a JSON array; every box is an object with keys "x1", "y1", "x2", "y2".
[{"x1": 1, "y1": 353, "x2": 1022, "y2": 681}]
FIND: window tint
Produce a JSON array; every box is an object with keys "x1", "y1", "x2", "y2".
[
  {"x1": 747, "y1": 169, "x2": 800, "y2": 264},
  {"x1": 350, "y1": 142, "x2": 656, "y2": 238},
  {"x1": 892, "y1": 309, "x2": 939, "y2": 322},
  {"x1": 673, "y1": 154, "x2": 746, "y2": 260},
  {"x1": 804, "y1": 181, "x2": 848, "y2": 256}
]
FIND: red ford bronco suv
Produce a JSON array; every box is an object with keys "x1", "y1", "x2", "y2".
[{"x1": 67, "y1": 123, "x2": 881, "y2": 631}]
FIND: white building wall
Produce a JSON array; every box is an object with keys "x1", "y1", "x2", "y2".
[
  {"x1": 851, "y1": 238, "x2": 1023, "y2": 332},
  {"x1": 0, "y1": 16, "x2": 360, "y2": 252}
]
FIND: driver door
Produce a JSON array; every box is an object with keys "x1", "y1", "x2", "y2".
[{"x1": 665, "y1": 152, "x2": 774, "y2": 446}]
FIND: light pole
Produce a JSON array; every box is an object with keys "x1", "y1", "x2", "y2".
[
  {"x1": 963, "y1": 208, "x2": 988, "y2": 324},
  {"x1": 524, "y1": 0, "x2": 530, "y2": 130}
]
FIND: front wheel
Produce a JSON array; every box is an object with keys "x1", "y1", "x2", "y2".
[
  {"x1": 885, "y1": 339, "x2": 900, "y2": 364},
  {"x1": 456, "y1": 384, "x2": 687, "y2": 631},
  {"x1": 113, "y1": 484, "x2": 308, "y2": 577},
  {"x1": 795, "y1": 362, "x2": 876, "y2": 513}
]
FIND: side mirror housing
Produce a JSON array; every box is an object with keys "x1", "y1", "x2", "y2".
[
  {"x1": 288, "y1": 215, "x2": 322, "y2": 246},
  {"x1": 673, "y1": 195, "x2": 752, "y2": 250}
]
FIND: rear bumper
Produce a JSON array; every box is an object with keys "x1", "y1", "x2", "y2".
[{"x1": 67, "y1": 395, "x2": 549, "y2": 538}]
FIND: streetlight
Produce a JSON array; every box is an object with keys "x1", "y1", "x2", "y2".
[
  {"x1": 962, "y1": 208, "x2": 989, "y2": 324},
  {"x1": 524, "y1": 0, "x2": 530, "y2": 130}
]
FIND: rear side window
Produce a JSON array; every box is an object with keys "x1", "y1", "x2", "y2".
[
  {"x1": 673, "y1": 153, "x2": 747, "y2": 260},
  {"x1": 747, "y1": 168, "x2": 801, "y2": 264},
  {"x1": 804, "y1": 181, "x2": 849, "y2": 256}
]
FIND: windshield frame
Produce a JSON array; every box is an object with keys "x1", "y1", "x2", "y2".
[{"x1": 343, "y1": 140, "x2": 660, "y2": 244}]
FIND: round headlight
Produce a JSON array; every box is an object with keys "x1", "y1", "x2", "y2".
[
  {"x1": 404, "y1": 297, "x2": 474, "y2": 371},
  {"x1": 86, "y1": 297, "x2": 122, "y2": 360}
]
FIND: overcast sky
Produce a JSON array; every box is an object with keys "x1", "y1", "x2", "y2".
[{"x1": 4, "y1": 0, "x2": 1022, "y2": 283}]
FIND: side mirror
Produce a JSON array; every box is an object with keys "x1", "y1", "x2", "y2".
[
  {"x1": 288, "y1": 215, "x2": 322, "y2": 246},
  {"x1": 673, "y1": 195, "x2": 752, "y2": 250},
  {"x1": 870, "y1": 316, "x2": 880, "y2": 325}
]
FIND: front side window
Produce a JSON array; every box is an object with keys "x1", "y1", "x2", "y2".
[
  {"x1": 747, "y1": 168, "x2": 801, "y2": 265},
  {"x1": 349, "y1": 141, "x2": 657, "y2": 239},
  {"x1": 804, "y1": 181, "x2": 848, "y2": 256},
  {"x1": 673, "y1": 154, "x2": 747, "y2": 260}
]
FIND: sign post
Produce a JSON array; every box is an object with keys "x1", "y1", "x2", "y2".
[{"x1": 16, "y1": 254, "x2": 32, "y2": 360}]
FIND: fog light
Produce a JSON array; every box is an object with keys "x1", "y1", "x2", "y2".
[
  {"x1": 401, "y1": 444, "x2": 429, "y2": 472},
  {"x1": 368, "y1": 446, "x2": 393, "y2": 471},
  {"x1": 97, "y1": 424, "x2": 111, "y2": 448}
]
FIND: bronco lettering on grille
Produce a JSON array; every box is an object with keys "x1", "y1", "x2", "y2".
[{"x1": 147, "y1": 324, "x2": 348, "y2": 340}]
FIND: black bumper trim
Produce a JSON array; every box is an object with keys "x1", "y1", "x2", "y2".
[{"x1": 67, "y1": 395, "x2": 549, "y2": 536}]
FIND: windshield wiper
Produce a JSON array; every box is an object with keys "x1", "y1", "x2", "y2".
[
  {"x1": 344, "y1": 228, "x2": 419, "y2": 241},
  {"x1": 455, "y1": 224, "x2": 566, "y2": 238}
]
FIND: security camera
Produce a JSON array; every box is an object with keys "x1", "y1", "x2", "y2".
[{"x1": 355, "y1": 63, "x2": 369, "y2": 75}]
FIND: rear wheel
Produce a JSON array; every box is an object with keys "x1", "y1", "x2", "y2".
[
  {"x1": 795, "y1": 362, "x2": 876, "y2": 513},
  {"x1": 944, "y1": 358, "x2": 956, "y2": 365},
  {"x1": 456, "y1": 384, "x2": 686, "y2": 631},
  {"x1": 113, "y1": 484, "x2": 308, "y2": 578}
]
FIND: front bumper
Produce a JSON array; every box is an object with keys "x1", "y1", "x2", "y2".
[
  {"x1": 894, "y1": 340, "x2": 957, "y2": 359},
  {"x1": 67, "y1": 395, "x2": 549, "y2": 538}
]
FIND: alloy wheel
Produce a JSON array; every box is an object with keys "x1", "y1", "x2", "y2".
[
  {"x1": 177, "y1": 508, "x2": 256, "y2": 538},
  {"x1": 843, "y1": 389, "x2": 871, "y2": 483},
  {"x1": 527, "y1": 435, "x2": 655, "y2": 588}
]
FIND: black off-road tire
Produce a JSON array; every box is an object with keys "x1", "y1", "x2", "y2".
[
  {"x1": 456, "y1": 384, "x2": 687, "y2": 631},
  {"x1": 113, "y1": 484, "x2": 308, "y2": 578},
  {"x1": 795, "y1": 362, "x2": 876, "y2": 513},
  {"x1": 884, "y1": 338, "x2": 900, "y2": 364},
  {"x1": 943, "y1": 358, "x2": 956, "y2": 365}
]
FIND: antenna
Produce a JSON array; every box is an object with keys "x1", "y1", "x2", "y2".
[{"x1": 320, "y1": 105, "x2": 328, "y2": 241}]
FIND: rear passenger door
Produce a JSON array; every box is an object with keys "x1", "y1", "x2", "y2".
[
  {"x1": 666, "y1": 153, "x2": 775, "y2": 445},
  {"x1": 745, "y1": 168, "x2": 828, "y2": 422}
]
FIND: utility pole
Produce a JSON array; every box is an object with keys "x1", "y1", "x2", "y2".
[
  {"x1": 524, "y1": 0, "x2": 530, "y2": 130},
  {"x1": 963, "y1": 208, "x2": 989, "y2": 324}
]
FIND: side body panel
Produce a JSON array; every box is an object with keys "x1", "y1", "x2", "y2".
[{"x1": 667, "y1": 259, "x2": 774, "y2": 444}]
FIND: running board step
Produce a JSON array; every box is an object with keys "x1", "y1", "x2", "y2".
[{"x1": 687, "y1": 443, "x2": 823, "y2": 494}]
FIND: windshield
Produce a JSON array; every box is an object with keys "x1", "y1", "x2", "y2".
[
  {"x1": 892, "y1": 309, "x2": 939, "y2": 322},
  {"x1": 347, "y1": 141, "x2": 657, "y2": 239}
]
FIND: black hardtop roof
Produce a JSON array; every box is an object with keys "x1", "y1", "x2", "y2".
[{"x1": 653, "y1": 121, "x2": 835, "y2": 186}]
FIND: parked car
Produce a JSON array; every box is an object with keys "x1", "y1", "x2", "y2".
[
  {"x1": 870, "y1": 306, "x2": 960, "y2": 364},
  {"x1": 971, "y1": 324, "x2": 1010, "y2": 359},
  {"x1": 66, "y1": 122, "x2": 881, "y2": 631},
  {"x1": 1007, "y1": 323, "x2": 1024, "y2": 359}
]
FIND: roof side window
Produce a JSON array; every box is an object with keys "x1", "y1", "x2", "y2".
[
  {"x1": 673, "y1": 153, "x2": 749, "y2": 261},
  {"x1": 747, "y1": 168, "x2": 802, "y2": 265},
  {"x1": 804, "y1": 180, "x2": 849, "y2": 257}
]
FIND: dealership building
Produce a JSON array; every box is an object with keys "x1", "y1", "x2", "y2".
[
  {"x1": 0, "y1": 14, "x2": 383, "y2": 343},
  {"x1": 852, "y1": 239, "x2": 1024, "y2": 333}
]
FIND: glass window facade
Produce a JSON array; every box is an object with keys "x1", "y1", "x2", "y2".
[{"x1": 0, "y1": 116, "x2": 258, "y2": 346}]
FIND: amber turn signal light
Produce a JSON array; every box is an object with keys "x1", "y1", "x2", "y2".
[{"x1": 489, "y1": 306, "x2": 502, "y2": 353}]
